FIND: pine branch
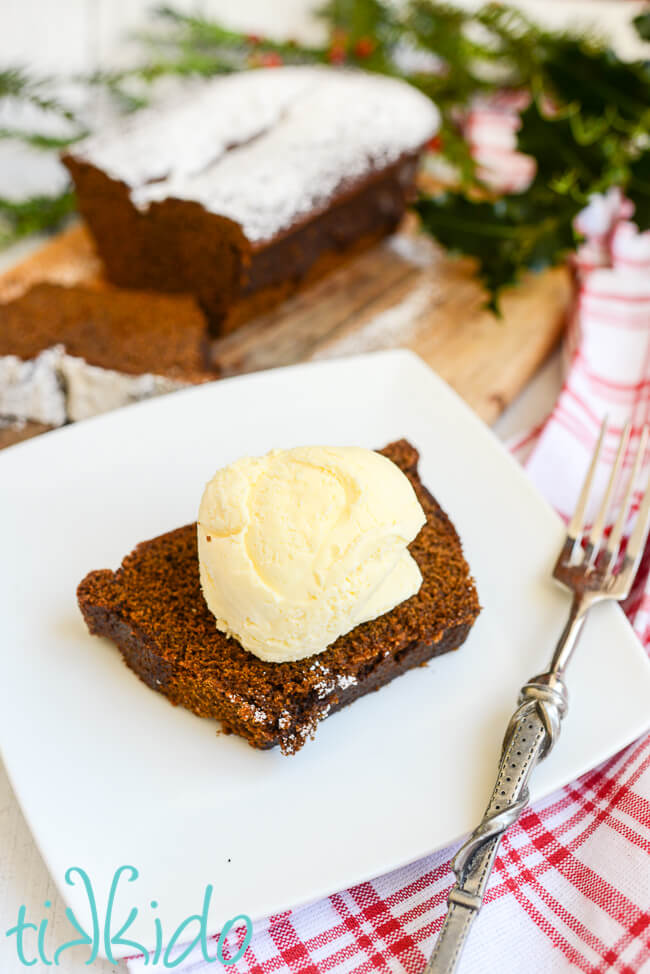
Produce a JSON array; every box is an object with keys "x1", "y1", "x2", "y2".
[
  {"x1": 84, "y1": 71, "x2": 148, "y2": 113},
  {"x1": 0, "y1": 127, "x2": 86, "y2": 150},
  {"x1": 133, "y1": 4, "x2": 327, "y2": 74},
  {"x1": 0, "y1": 67, "x2": 78, "y2": 122},
  {"x1": 0, "y1": 68, "x2": 83, "y2": 244},
  {"x1": 0, "y1": 66, "x2": 87, "y2": 151},
  {"x1": 0, "y1": 190, "x2": 76, "y2": 246}
]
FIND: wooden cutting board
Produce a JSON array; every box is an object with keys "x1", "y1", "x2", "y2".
[{"x1": 0, "y1": 221, "x2": 572, "y2": 449}]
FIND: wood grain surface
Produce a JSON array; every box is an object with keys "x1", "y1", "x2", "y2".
[{"x1": 0, "y1": 221, "x2": 572, "y2": 450}]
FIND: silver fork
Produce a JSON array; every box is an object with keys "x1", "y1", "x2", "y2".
[{"x1": 425, "y1": 417, "x2": 650, "y2": 974}]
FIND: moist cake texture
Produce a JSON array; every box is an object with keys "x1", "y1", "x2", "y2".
[
  {"x1": 77, "y1": 440, "x2": 480, "y2": 753},
  {"x1": 0, "y1": 283, "x2": 214, "y2": 425},
  {"x1": 64, "y1": 67, "x2": 439, "y2": 332}
]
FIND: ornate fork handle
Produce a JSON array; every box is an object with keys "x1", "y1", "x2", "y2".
[{"x1": 424, "y1": 673, "x2": 568, "y2": 974}]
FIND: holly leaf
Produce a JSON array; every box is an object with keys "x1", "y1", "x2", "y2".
[
  {"x1": 627, "y1": 152, "x2": 650, "y2": 229},
  {"x1": 414, "y1": 188, "x2": 581, "y2": 311},
  {"x1": 633, "y1": 12, "x2": 650, "y2": 42},
  {"x1": 517, "y1": 99, "x2": 612, "y2": 196},
  {"x1": 540, "y1": 40, "x2": 650, "y2": 127}
]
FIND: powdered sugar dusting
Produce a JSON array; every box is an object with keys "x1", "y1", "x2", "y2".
[
  {"x1": 0, "y1": 346, "x2": 185, "y2": 426},
  {"x1": 0, "y1": 346, "x2": 66, "y2": 426},
  {"x1": 226, "y1": 691, "x2": 268, "y2": 725},
  {"x1": 313, "y1": 679, "x2": 335, "y2": 700},
  {"x1": 60, "y1": 355, "x2": 183, "y2": 422},
  {"x1": 387, "y1": 232, "x2": 437, "y2": 267},
  {"x1": 278, "y1": 712, "x2": 292, "y2": 731},
  {"x1": 72, "y1": 67, "x2": 439, "y2": 243},
  {"x1": 76, "y1": 70, "x2": 307, "y2": 189},
  {"x1": 337, "y1": 674, "x2": 358, "y2": 690},
  {"x1": 310, "y1": 660, "x2": 330, "y2": 674},
  {"x1": 309, "y1": 658, "x2": 337, "y2": 698}
]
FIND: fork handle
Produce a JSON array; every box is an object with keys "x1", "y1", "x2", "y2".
[{"x1": 424, "y1": 673, "x2": 568, "y2": 974}]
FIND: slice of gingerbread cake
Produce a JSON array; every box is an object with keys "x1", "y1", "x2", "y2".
[{"x1": 77, "y1": 440, "x2": 480, "y2": 755}]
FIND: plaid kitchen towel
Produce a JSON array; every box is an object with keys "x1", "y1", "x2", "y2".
[{"x1": 127, "y1": 212, "x2": 650, "y2": 974}]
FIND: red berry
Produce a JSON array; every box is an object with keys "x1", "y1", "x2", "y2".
[
  {"x1": 427, "y1": 134, "x2": 444, "y2": 152},
  {"x1": 354, "y1": 36, "x2": 375, "y2": 58},
  {"x1": 328, "y1": 45, "x2": 346, "y2": 65},
  {"x1": 260, "y1": 52, "x2": 284, "y2": 67},
  {"x1": 246, "y1": 33, "x2": 262, "y2": 46}
]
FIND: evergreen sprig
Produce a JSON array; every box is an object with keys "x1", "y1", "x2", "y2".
[
  {"x1": 0, "y1": 67, "x2": 87, "y2": 145},
  {"x1": 0, "y1": 190, "x2": 76, "y2": 247},
  {"x1": 0, "y1": 67, "x2": 77, "y2": 120},
  {"x1": 0, "y1": 68, "x2": 84, "y2": 241}
]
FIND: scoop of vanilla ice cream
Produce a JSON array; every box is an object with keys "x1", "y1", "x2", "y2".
[{"x1": 197, "y1": 445, "x2": 426, "y2": 662}]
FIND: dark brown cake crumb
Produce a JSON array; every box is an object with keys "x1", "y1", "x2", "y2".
[{"x1": 77, "y1": 439, "x2": 480, "y2": 754}]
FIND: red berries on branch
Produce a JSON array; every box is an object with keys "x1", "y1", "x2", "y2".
[
  {"x1": 427, "y1": 134, "x2": 444, "y2": 153},
  {"x1": 327, "y1": 31, "x2": 376, "y2": 64},
  {"x1": 259, "y1": 52, "x2": 283, "y2": 67},
  {"x1": 354, "y1": 37, "x2": 376, "y2": 59},
  {"x1": 327, "y1": 45, "x2": 346, "y2": 65}
]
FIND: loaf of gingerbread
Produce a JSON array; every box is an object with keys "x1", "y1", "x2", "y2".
[{"x1": 64, "y1": 67, "x2": 439, "y2": 333}]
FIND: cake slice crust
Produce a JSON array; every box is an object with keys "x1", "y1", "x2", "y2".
[{"x1": 77, "y1": 440, "x2": 480, "y2": 754}]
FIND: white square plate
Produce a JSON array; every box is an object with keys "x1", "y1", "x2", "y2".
[{"x1": 1, "y1": 350, "x2": 649, "y2": 959}]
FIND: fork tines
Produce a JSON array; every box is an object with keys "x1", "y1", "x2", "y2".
[{"x1": 555, "y1": 418, "x2": 650, "y2": 598}]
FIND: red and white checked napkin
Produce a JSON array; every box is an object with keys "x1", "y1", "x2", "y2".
[{"x1": 127, "y1": 128, "x2": 650, "y2": 974}]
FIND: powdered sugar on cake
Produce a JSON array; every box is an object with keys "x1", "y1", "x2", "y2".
[
  {"x1": 72, "y1": 67, "x2": 439, "y2": 244},
  {"x1": 336, "y1": 674, "x2": 358, "y2": 690},
  {"x1": 60, "y1": 355, "x2": 182, "y2": 422},
  {"x1": 0, "y1": 347, "x2": 184, "y2": 426},
  {"x1": 75, "y1": 70, "x2": 308, "y2": 189},
  {"x1": 0, "y1": 347, "x2": 66, "y2": 426}
]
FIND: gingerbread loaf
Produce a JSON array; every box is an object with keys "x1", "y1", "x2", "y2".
[
  {"x1": 64, "y1": 67, "x2": 439, "y2": 333},
  {"x1": 77, "y1": 440, "x2": 480, "y2": 755}
]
